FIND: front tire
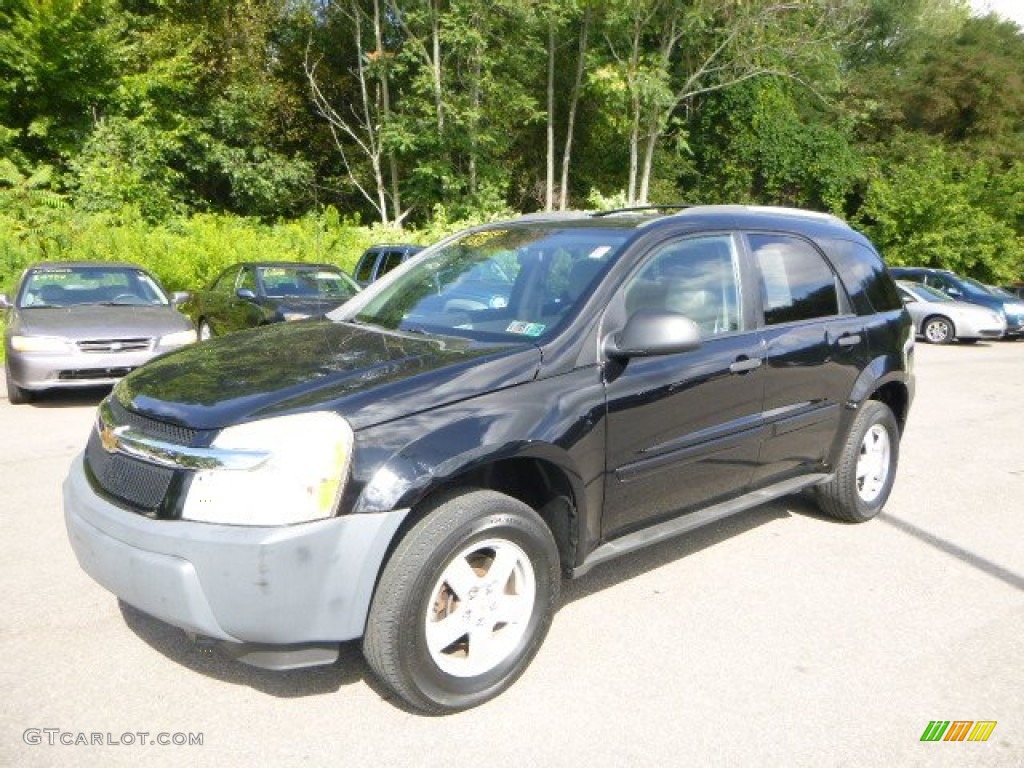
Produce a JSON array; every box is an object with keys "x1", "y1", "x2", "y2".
[
  {"x1": 363, "y1": 489, "x2": 560, "y2": 714},
  {"x1": 5, "y1": 362, "x2": 32, "y2": 404},
  {"x1": 815, "y1": 400, "x2": 900, "y2": 523},
  {"x1": 922, "y1": 315, "x2": 954, "y2": 344}
]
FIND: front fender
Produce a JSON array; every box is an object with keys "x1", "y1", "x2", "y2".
[{"x1": 345, "y1": 369, "x2": 607, "y2": 530}]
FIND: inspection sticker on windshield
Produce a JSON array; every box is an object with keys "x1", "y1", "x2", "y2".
[{"x1": 506, "y1": 321, "x2": 545, "y2": 337}]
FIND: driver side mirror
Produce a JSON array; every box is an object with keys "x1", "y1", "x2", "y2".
[
  {"x1": 604, "y1": 310, "x2": 702, "y2": 359},
  {"x1": 172, "y1": 291, "x2": 190, "y2": 305},
  {"x1": 0, "y1": 294, "x2": 11, "y2": 310},
  {"x1": 944, "y1": 287, "x2": 961, "y2": 298},
  {"x1": 236, "y1": 288, "x2": 257, "y2": 301}
]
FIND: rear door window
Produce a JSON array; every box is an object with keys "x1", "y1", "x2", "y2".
[{"x1": 748, "y1": 234, "x2": 840, "y2": 325}]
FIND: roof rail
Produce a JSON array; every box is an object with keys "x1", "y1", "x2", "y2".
[
  {"x1": 513, "y1": 210, "x2": 593, "y2": 221},
  {"x1": 679, "y1": 204, "x2": 849, "y2": 228},
  {"x1": 591, "y1": 204, "x2": 697, "y2": 217}
]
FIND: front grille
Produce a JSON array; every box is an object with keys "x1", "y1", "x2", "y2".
[
  {"x1": 107, "y1": 397, "x2": 201, "y2": 446},
  {"x1": 85, "y1": 398, "x2": 203, "y2": 515},
  {"x1": 77, "y1": 338, "x2": 152, "y2": 353},
  {"x1": 85, "y1": 429, "x2": 174, "y2": 512},
  {"x1": 59, "y1": 367, "x2": 135, "y2": 381}
]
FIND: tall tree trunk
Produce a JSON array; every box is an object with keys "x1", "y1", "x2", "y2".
[
  {"x1": 639, "y1": 110, "x2": 659, "y2": 204},
  {"x1": 627, "y1": 101, "x2": 640, "y2": 205},
  {"x1": 559, "y1": 8, "x2": 589, "y2": 211},
  {"x1": 626, "y1": 21, "x2": 642, "y2": 205},
  {"x1": 372, "y1": 0, "x2": 403, "y2": 224},
  {"x1": 545, "y1": 20, "x2": 556, "y2": 211},
  {"x1": 469, "y1": 48, "x2": 481, "y2": 195},
  {"x1": 350, "y1": 3, "x2": 389, "y2": 225},
  {"x1": 432, "y1": 0, "x2": 444, "y2": 134}
]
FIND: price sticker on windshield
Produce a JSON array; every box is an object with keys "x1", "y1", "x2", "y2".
[{"x1": 506, "y1": 321, "x2": 546, "y2": 337}]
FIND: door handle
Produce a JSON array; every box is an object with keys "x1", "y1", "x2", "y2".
[
  {"x1": 835, "y1": 333, "x2": 862, "y2": 347},
  {"x1": 729, "y1": 357, "x2": 762, "y2": 374}
]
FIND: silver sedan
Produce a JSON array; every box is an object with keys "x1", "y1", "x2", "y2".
[
  {"x1": 2, "y1": 262, "x2": 197, "y2": 403},
  {"x1": 896, "y1": 280, "x2": 1005, "y2": 344}
]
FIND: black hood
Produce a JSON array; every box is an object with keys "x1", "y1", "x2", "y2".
[{"x1": 114, "y1": 319, "x2": 540, "y2": 431}]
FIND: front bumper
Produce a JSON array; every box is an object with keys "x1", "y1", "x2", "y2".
[
  {"x1": 8, "y1": 348, "x2": 160, "y2": 391},
  {"x1": 64, "y1": 454, "x2": 407, "y2": 649},
  {"x1": 1003, "y1": 315, "x2": 1024, "y2": 336}
]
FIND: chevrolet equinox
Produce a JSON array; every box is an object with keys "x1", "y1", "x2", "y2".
[{"x1": 65, "y1": 205, "x2": 914, "y2": 713}]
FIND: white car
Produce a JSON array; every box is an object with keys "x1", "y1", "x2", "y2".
[{"x1": 896, "y1": 280, "x2": 1005, "y2": 344}]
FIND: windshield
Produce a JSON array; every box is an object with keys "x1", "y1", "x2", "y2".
[
  {"x1": 959, "y1": 276, "x2": 993, "y2": 296},
  {"x1": 18, "y1": 266, "x2": 169, "y2": 308},
  {"x1": 905, "y1": 282, "x2": 952, "y2": 302},
  {"x1": 258, "y1": 266, "x2": 359, "y2": 300},
  {"x1": 340, "y1": 225, "x2": 633, "y2": 342}
]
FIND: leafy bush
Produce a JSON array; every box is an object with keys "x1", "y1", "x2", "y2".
[
  {"x1": 857, "y1": 144, "x2": 1024, "y2": 282},
  {"x1": 0, "y1": 204, "x2": 462, "y2": 295}
]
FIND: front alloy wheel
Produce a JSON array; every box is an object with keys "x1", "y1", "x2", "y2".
[
  {"x1": 425, "y1": 538, "x2": 537, "y2": 678},
  {"x1": 363, "y1": 489, "x2": 559, "y2": 714}
]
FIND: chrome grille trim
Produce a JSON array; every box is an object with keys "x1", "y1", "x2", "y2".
[
  {"x1": 77, "y1": 338, "x2": 153, "y2": 353},
  {"x1": 96, "y1": 399, "x2": 269, "y2": 471}
]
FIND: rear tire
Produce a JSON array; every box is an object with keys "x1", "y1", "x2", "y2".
[
  {"x1": 5, "y1": 362, "x2": 32, "y2": 404},
  {"x1": 815, "y1": 400, "x2": 899, "y2": 523},
  {"x1": 363, "y1": 489, "x2": 560, "y2": 714}
]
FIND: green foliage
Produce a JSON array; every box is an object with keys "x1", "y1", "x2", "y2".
[
  {"x1": 0, "y1": 0, "x2": 1022, "y2": 286},
  {"x1": 0, "y1": 205, "x2": 450, "y2": 299},
  {"x1": 857, "y1": 142, "x2": 1024, "y2": 282},
  {"x1": 0, "y1": 0, "x2": 122, "y2": 166},
  {"x1": 683, "y1": 79, "x2": 864, "y2": 213}
]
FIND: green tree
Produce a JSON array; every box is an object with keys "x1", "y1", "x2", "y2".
[
  {"x1": 0, "y1": 0, "x2": 122, "y2": 170},
  {"x1": 858, "y1": 141, "x2": 1023, "y2": 282}
]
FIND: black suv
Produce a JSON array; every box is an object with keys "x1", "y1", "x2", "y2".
[
  {"x1": 890, "y1": 266, "x2": 1024, "y2": 338},
  {"x1": 65, "y1": 206, "x2": 914, "y2": 713}
]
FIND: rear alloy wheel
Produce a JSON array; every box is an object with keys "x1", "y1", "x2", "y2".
[
  {"x1": 922, "y1": 316, "x2": 954, "y2": 344},
  {"x1": 5, "y1": 362, "x2": 32, "y2": 405},
  {"x1": 363, "y1": 489, "x2": 559, "y2": 714},
  {"x1": 815, "y1": 400, "x2": 899, "y2": 523}
]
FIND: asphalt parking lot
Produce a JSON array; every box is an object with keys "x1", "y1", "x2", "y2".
[{"x1": 2, "y1": 341, "x2": 1022, "y2": 767}]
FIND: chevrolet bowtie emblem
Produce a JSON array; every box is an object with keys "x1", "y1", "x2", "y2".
[{"x1": 100, "y1": 423, "x2": 120, "y2": 453}]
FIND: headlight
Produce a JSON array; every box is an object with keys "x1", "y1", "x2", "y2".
[
  {"x1": 282, "y1": 311, "x2": 311, "y2": 322},
  {"x1": 10, "y1": 335, "x2": 70, "y2": 353},
  {"x1": 182, "y1": 412, "x2": 354, "y2": 526},
  {"x1": 158, "y1": 329, "x2": 198, "y2": 348},
  {"x1": 1005, "y1": 302, "x2": 1024, "y2": 315}
]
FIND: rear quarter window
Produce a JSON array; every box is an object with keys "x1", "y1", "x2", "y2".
[{"x1": 821, "y1": 238, "x2": 904, "y2": 314}]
